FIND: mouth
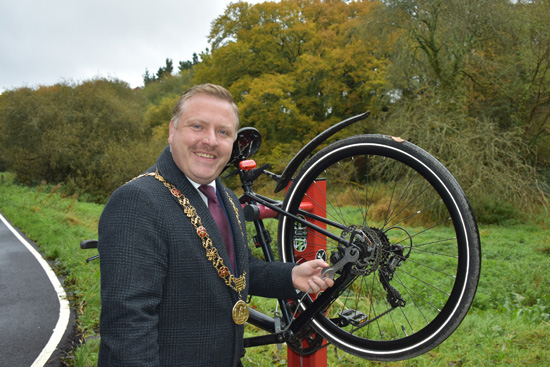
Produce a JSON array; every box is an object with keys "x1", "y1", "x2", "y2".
[{"x1": 195, "y1": 152, "x2": 215, "y2": 160}]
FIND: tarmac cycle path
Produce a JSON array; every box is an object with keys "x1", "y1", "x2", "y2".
[{"x1": 0, "y1": 213, "x2": 73, "y2": 366}]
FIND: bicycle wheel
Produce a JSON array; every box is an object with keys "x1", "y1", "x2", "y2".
[{"x1": 278, "y1": 134, "x2": 481, "y2": 361}]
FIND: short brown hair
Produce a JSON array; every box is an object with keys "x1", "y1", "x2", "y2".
[{"x1": 172, "y1": 83, "x2": 240, "y2": 131}]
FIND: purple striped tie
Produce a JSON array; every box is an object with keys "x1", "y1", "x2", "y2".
[{"x1": 199, "y1": 185, "x2": 236, "y2": 271}]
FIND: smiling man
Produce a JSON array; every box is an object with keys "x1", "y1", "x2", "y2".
[
  {"x1": 168, "y1": 88, "x2": 239, "y2": 185},
  {"x1": 97, "y1": 84, "x2": 333, "y2": 367}
]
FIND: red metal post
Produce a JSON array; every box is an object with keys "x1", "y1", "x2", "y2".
[{"x1": 287, "y1": 179, "x2": 327, "y2": 367}]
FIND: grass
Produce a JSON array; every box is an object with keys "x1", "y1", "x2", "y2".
[{"x1": 1, "y1": 172, "x2": 550, "y2": 366}]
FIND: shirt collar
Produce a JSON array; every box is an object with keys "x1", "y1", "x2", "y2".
[
  {"x1": 187, "y1": 177, "x2": 216, "y2": 192},
  {"x1": 186, "y1": 177, "x2": 216, "y2": 205}
]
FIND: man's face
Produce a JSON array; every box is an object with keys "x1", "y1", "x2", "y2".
[{"x1": 168, "y1": 94, "x2": 236, "y2": 185}]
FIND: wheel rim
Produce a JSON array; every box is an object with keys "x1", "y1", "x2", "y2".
[{"x1": 279, "y1": 140, "x2": 478, "y2": 359}]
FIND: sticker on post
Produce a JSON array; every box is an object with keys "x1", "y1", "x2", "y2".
[
  {"x1": 316, "y1": 249, "x2": 327, "y2": 261},
  {"x1": 293, "y1": 215, "x2": 308, "y2": 252}
]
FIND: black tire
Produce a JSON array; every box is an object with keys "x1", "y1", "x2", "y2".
[{"x1": 278, "y1": 135, "x2": 481, "y2": 361}]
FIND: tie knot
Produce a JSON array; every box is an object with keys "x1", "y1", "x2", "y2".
[{"x1": 199, "y1": 184, "x2": 218, "y2": 203}]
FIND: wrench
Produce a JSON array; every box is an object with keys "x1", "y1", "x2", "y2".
[{"x1": 321, "y1": 246, "x2": 360, "y2": 279}]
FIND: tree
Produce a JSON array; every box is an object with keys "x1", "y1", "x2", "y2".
[
  {"x1": 466, "y1": 0, "x2": 550, "y2": 145},
  {"x1": 143, "y1": 68, "x2": 155, "y2": 86},
  {"x1": 194, "y1": 0, "x2": 387, "y2": 157},
  {"x1": 368, "y1": 0, "x2": 512, "y2": 98},
  {"x1": 364, "y1": 0, "x2": 549, "y2": 219},
  {"x1": 178, "y1": 53, "x2": 201, "y2": 72},
  {"x1": 156, "y1": 58, "x2": 174, "y2": 79}
]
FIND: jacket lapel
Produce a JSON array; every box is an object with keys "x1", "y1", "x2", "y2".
[
  {"x1": 217, "y1": 179, "x2": 247, "y2": 278},
  {"x1": 155, "y1": 147, "x2": 238, "y2": 278}
]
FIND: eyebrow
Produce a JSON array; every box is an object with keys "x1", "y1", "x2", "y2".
[{"x1": 185, "y1": 119, "x2": 235, "y2": 134}]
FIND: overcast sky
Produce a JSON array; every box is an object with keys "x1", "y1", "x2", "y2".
[{"x1": 0, "y1": 0, "x2": 270, "y2": 93}]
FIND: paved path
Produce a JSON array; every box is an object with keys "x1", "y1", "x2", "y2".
[{"x1": 0, "y1": 213, "x2": 72, "y2": 366}]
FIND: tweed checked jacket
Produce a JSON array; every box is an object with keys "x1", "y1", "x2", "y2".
[{"x1": 98, "y1": 147, "x2": 296, "y2": 367}]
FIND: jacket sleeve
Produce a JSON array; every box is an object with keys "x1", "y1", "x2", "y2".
[
  {"x1": 98, "y1": 183, "x2": 168, "y2": 367},
  {"x1": 247, "y1": 249, "x2": 298, "y2": 300},
  {"x1": 222, "y1": 185, "x2": 298, "y2": 301}
]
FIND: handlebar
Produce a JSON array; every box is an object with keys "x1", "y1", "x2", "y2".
[
  {"x1": 240, "y1": 163, "x2": 274, "y2": 183},
  {"x1": 80, "y1": 239, "x2": 98, "y2": 249}
]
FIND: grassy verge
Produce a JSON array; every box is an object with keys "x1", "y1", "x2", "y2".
[{"x1": 1, "y1": 172, "x2": 549, "y2": 366}]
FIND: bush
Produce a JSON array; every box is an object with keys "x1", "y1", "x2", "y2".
[
  {"x1": 373, "y1": 100, "x2": 548, "y2": 223},
  {"x1": 0, "y1": 78, "x2": 151, "y2": 202}
]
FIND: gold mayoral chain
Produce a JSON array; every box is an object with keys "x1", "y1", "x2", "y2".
[{"x1": 132, "y1": 169, "x2": 249, "y2": 325}]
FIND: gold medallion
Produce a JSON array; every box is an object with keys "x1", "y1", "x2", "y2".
[{"x1": 232, "y1": 299, "x2": 249, "y2": 325}]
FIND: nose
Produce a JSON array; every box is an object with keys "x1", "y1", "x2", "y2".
[{"x1": 201, "y1": 127, "x2": 218, "y2": 146}]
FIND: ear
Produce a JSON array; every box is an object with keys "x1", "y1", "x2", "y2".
[{"x1": 168, "y1": 119, "x2": 176, "y2": 144}]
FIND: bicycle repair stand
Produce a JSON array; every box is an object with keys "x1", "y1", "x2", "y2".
[{"x1": 288, "y1": 180, "x2": 327, "y2": 367}]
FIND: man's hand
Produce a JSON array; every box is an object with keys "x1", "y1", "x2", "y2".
[{"x1": 291, "y1": 259, "x2": 335, "y2": 293}]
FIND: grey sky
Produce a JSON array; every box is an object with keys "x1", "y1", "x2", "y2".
[{"x1": 0, "y1": 0, "x2": 267, "y2": 93}]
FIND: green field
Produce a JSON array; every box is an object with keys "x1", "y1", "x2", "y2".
[{"x1": 1, "y1": 173, "x2": 549, "y2": 366}]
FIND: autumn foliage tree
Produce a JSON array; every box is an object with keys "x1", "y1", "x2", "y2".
[{"x1": 193, "y1": 0, "x2": 389, "y2": 169}]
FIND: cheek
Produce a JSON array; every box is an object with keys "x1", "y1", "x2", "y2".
[
  {"x1": 171, "y1": 131, "x2": 193, "y2": 148},
  {"x1": 221, "y1": 141, "x2": 235, "y2": 157}
]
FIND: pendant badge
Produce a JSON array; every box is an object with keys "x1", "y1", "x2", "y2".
[{"x1": 232, "y1": 299, "x2": 249, "y2": 325}]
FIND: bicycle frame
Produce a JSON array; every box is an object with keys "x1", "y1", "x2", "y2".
[
  {"x1": 240, "y1": 190, "x2": 358, "y2": 348},
  {"x1": 238, "y1": 166, "x2": 359, "y2": 350},
  {"x1": 215, "y1": 112, "x2": 372, "y2": 349}
]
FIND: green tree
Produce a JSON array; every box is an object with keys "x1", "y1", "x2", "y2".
[
  {"x1": 139, "y1": 70, "x2": 194, "y2": 105},
  {"x1": 178, "y1": 53, "x2": 201, "y2": 72},
  {"x1": 368, "y1": 0, "x2": 512, "y2": 98},
  {"x1": 156, "y1": 58, "x2": 174, "y2": 79},
  {"x1": 140, "y1": 70, "x2": 195, "y2": 146},
  {"x1": 143, "y1": 94, "x2": 181, "y2": 143},
  {"x1": 143, "y1": 69, "x2": 155, "y2": 86},
  {"x1": 465, "y1": 0, "x2": 550, "y2": 150}
]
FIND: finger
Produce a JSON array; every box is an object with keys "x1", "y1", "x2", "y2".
[
  {"x1": 316, "y1": 259, "x2": 330, "y2": 268},
  {"x1": 310, "y1": 276, "x2": 330, "y2": 292},
  {"x1": 316, "y1": 276, "x2": 334, "y2": 290},
  {"x1": 308, "y1": 259, "x2": 329, "y2": 269},
  {"x1": 308, "y1": 279, "x2": 321, "y2": 293}
]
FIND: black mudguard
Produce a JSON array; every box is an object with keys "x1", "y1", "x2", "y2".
[{"x1": 274, "y1": 111, "x2": 370, "y2": 192}]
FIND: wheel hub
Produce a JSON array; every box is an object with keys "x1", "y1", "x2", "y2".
[{"x1": 338, "y1": 225, "x2": 390, "y2": 276}]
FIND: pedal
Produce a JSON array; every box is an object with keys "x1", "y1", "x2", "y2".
[{"x1": 338, "y1": 309, "x2": 368, "y2": 327}]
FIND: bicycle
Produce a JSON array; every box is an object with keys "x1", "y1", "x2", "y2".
[{"x1": 81, "y1": 111, "x2": 481, "y2": 362}]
